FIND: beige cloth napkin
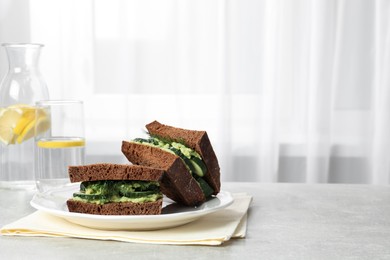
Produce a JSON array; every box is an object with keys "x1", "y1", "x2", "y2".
[{"x1": 1, "y1": 193, "x2": 252, "y2": 246}]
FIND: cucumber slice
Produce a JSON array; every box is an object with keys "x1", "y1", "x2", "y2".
[
  {"x1": 189, "y1": 157, "x2": 207, "y2": 177},
  {"x1": 74, "y1": 191, "x2": 159, "y2": 201},
  {"x1": 169, "y1": 147, "x2": 196, "y2": 173},
  {"x1": 73, "y1": 192, "x2": 107, "y2": 201},
  {"x1": 168, "y1": 146, "x2": 182, "y2": 157},
  {"x1": 196, "y1": 178, "x2": 214, "y2": 198},
  {"x1": 120, "y1": 190, "x2": 159, "y2": 198},
  {"x1": 80, "y1": 182, "x2": 86, "y2": 191},
  {"x1": 133, "y1": 138, "x2": 158, "y2": 145}
]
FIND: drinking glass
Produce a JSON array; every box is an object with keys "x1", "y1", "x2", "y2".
[{"x1": 34, "y1": 100, "x2": 85, "y2": 192}]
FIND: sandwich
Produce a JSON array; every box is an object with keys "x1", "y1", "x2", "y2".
[
  {"x1": 66, "y1": 163, "x2": 164, "y2": 215},
  {"x1": 121, "y1": 120, "x2": 221, "y2": 206}
]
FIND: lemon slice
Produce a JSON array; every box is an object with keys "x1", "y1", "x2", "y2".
[
  {"x1": 0, "y1": 126, "x2": 15, "y2": 145},
  {"x1": 16, "y1": 116, "x2": 51, "y2": 144},
  {"x1": 13, "y1": 109, "x2": 36, "y2": 136},
  {"x1": 0, "y1": 108, "x2": 23, "y2": 145},
  {"x1": 37, "y1": 139, "x2": 85, "y2": 148},
  {"x1": 0, "y1": 105, "x2": 51, "y2": 145}
]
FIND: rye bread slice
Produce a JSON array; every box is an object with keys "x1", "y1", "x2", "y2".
[
  {"x1": 146, "y1": 120, "x2": 221, "y2": 195},
  {"x1": 121, "y1": 141, "x2": 206, "y2": 206},
  {"x1": 67, "y1": 199, "x2": 163, "y2": 215},
  {"x1": 68, "y1": 163, "x2": 164, "y2": 183}
]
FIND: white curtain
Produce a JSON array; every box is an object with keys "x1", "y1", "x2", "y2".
[{"x1": 1, "y1": 0, "x2": 389, "y2": 184}]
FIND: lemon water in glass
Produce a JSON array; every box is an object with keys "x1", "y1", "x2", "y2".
[
  {"x1": 0, "y1": 105, "x2": 50, "y2": 189},
  {"x1": 36, "y1": 137, "x2": 85, "y2": 192},
  {"x1": 35, "y1": 100, "x2": 85, "y2": 193}
]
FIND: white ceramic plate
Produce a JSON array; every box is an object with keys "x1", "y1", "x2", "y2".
[{"x1": 30, "y1": 183, "x2": 234, "y2": 231}]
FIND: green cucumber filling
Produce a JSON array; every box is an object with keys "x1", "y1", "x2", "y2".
[
  {"x1": 72, "y1": 180, "x2": 162, "y2": 205},
  {"x1": 133, "y1": 136, "x2": 214, "y2": 198}
]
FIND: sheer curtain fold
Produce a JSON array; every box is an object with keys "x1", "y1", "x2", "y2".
[
  {"x1": 256, "y1": 0, "x2": 281, "y2": 182},
  {"x1": 371, "y1": 0, "x2": 390, "y2": 184},
  {"x1": 305, "y1": 0, "x2": 340, "y2": 183},
  {"x1": 1, "y1": 0, "x2": 390, "y2": 183}
]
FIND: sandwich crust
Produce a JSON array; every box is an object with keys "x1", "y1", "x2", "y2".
[
  {"x1": 146, "y1": 120, "x2": 221, "y2": 194},
  {"x1": 68, "y1": 163, "x2": 164, "y2": 183},
  {"x1": 121, "y1": 141, "x2": 206, "y2": 206},
  {"x1": 67, "y1": 199, "x2": 163, "y2": 215}
]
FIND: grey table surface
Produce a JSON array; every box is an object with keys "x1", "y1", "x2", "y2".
[{"x1": 1, "y1": 182, "x2": 390, "y2": 260}]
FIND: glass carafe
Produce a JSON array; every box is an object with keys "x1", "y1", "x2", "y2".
[{"x1": 0, "y1": 43, "x2": 49, "y2": 190}]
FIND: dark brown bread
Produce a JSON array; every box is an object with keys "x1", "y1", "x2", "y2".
[
  {"x1": 121, "y1": 141, "x2": 206, "y2": 206},
  {"x1": 146, "y1": 120, "x2": 221, "y2": 194},
  {"x1": 67, "y1": 199, "x2": 163, "y2": 215},
  {"x1": 68, "y1": 163, "x2": 164, "y2": 183}
]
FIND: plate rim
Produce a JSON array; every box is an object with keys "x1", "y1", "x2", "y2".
[{"x1": 30, "y1": 184, "x2": 234, "y2": 222}]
